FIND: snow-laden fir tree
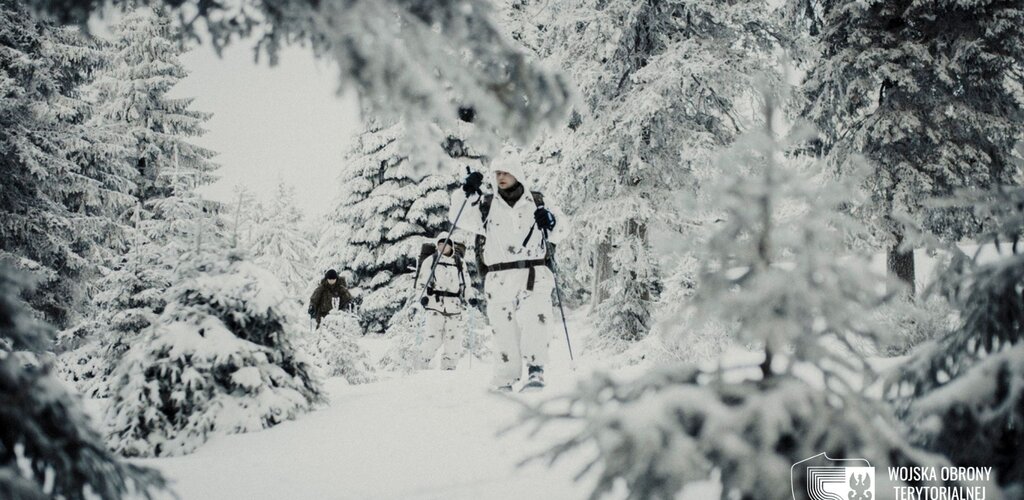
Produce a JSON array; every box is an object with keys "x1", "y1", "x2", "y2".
[
  {"x1": 0, "y1": 3, "x2": 139, "y2": 326},
  {"x1": 1, "y1": 263, "x2": 166, "y2": 499},
  {"x1": 31, "y1": 0, "x2": 572, "y2": 150},
  {"x1": 106, "y1": 249, "x2": 324, "y2": 457},
  {"x1": 518, "y1": 85, "x2": 951, "y2": 500},
  {"x1": 795, "y1": 0, "x2": 1024, "y2": 294},
  {"x1": 58, "y1": 48, "x2": 220, "y2": 394},
  {"x1": 249, "y1": 181, "x2": 315, "y2": 298},
  {"x1": 327, "y1": 119, "x2": 457, "y2": 332},
  {"x1": 310, "y1": 311, "x2": 376, "y2": 384},
  {"x1": 92, "y1": 8, "x2": 217, "y2": 204},
  {"x1": 501, "y1": 0, "x2": 789, "y2": 344},
  {"x1": 226, "y1": 183, "x2": 259, "y2": 249},
  {"x1": 56, "y1": 7, "x2": 222, "y2": 394},
  {"x1": 55, "y1": 203, "x2": 172, "y2": 397},
  {"x1": 58, "y1": 117, "x2": 220, "y2": 397},
  {"x1": 889, "y1": 185, "x2": 1024, "y2": 495}
]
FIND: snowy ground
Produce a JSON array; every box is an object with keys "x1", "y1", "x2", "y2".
[
  {"x1": 137, "y1": 313, "x2": 611, "y2": 500},
  {"x1": 111, "y1": 244, "x2": 983, "y2": 499}
]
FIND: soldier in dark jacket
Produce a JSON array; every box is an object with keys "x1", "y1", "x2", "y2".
[{"x1": 308, "y1": 269, "x2": 352, "y2": 327}]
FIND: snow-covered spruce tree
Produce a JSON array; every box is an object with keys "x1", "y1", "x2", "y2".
[
  {"x1": 0, "y1": 3, "x2": 138, "y2": 326},
  {"x1": 92, "y1": 8, "x2": 217, "y2": 204},
  {"x1": 517, "y1": 87, "x2": 950, "y2": 500},
  {"x1": 796, "y1": 0, "x2": 1024, "y2": 294},
  {"x1": 312, "y1": 311, "x2": 375, "y2": 384},
  {"x1": 249, "y1": 181, "x2": 315, "y2": 298},
  {"x1": 889, "y1": 186, "x2": 1024, "y2": 494},
  {"x1": 226, "y1": 183, "x2": 259, "y2": 249},
  {"x1": 107, "y1": 249, "x2": 324, "y2": 457},
  {"x1": 56, "y1": 8, "x2": 222, "y2": 394},
  {"x1": 58, "y1": 105, "x2": 219, "y2": 398},
  {"x1": 1, "y1": 264, "x2": 165, "y2": 499},
  {"x1": 32, "y1": 0, "x2": 572, "y2": 149},
  {"x1": 501, "y1": 0, "x2": 789, "y2": 343},
  {"x1": 329, "y1": 119, "x2": 457, "y2": 332},
  {"x1": 55, "y1": 203, "x2": 173, "y2": 397}
]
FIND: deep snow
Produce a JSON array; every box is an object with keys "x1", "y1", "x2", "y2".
[
  {"x1": 137, "y1": 315, "x2": 609, "y2": 500},
  {"x1": 91, "y1": 244, "x2": 984, "y2": 499}
]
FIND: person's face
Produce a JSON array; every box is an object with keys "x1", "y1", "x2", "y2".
[
  {"x1": 438, "y1": 242, "x2": 453, "y2": 256},
  {"x1": 495, "y1": 170, "x2": 518, "y2": 189},
  {"x1": 327, "y1": 278, "x2": 337, "y2": 285}
]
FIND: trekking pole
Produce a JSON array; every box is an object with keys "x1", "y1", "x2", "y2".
[
  {"x1": 417, "y1": 168, "x2": 479, "y2": 305},
  {"x1": 466, "y1": 300, "x2": 475, "y2": 369},
  {"x1": 543, "y1": 229, "x2": 575, "y2": 365}
]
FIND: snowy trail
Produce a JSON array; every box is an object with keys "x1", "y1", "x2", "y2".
[{"x1": 142, "y1": 320, "x2": 602, "y2": 500}]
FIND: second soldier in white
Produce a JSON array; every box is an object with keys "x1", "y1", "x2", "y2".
[{"x1": 414, "y1": 232, "x2": 468, "y2": 370}]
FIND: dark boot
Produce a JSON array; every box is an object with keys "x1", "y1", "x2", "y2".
[{"x1": 520, "y1": 365, "x2": 545, "y2": 392}]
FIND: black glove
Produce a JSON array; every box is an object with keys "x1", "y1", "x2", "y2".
[
  {"x1": 307, "y1": 305, "x2": 315, "y2": 318},
  {"x1": 463, "y1": 170, "x2": 483, "y2": 195},
  {"x1": 534, "y1": 207, "x2": 556, "y2": 231},
  {"x1": 420, "y1": 296, "x2": 430, "y2": 307},
  {"x1": 467, "y1": 298, "x2": 480, "y2": 307}
]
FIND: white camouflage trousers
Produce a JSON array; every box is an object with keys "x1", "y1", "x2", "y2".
[
  {"x1": 419, "y1": 311, "x2": 465, "y2": 370},
  {"x1": 488, "y1": 289, "x2": 554, "y2": 386}
]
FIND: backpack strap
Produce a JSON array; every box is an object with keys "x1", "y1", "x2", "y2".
[
  {"x1": 480, "y1": 194, "x2": 494, "y2": 229},
  {"x1": 520, "y1": 191, "x2": 547, "y2": 247},
  {"x1": 474, "y1": 234, "x2": 488, "y2": 276},
  {"x1": 455, "y1": 254, "x2": 466, "y2": 298},
  {"x1": 413, "y1": 243, "x2": 437, "y2": 286}
]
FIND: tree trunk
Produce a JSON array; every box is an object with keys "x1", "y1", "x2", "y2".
[
  {"x1": 591, "y1": 234, "x2": 612, "y2": 309},
  {"x1": 760, "y1": 345, "x2": 773, "y2": 380},
  {"x1": 624, "y1": 219, "x2": 651, "y2": 301},
  {"x1": 887, "y1": 231, "x2": 916, "y2": 297}
]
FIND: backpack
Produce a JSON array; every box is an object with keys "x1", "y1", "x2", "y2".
[
  {"x1": 414, "y1": 241, "x2": 466, "y2": 290},
  {"x1": 474, "y1": 191, "x2": 556, "y2": 276}
]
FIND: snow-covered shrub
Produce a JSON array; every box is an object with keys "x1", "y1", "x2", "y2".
[
  {"x1": 889, "y1": 186, "x2": 1024, "y2": 493},
  {"x1": 602, "y1": 256, "x2": 730, "y2": 367},
  {"x1": 377, "y1": 304, "x2": 426, "y2": 373},
  {"x1": 1, "y1": 265, "x2": 166, "y2": 499},
  {"x1": 592, "y1": 239, "x2": 657, "y2": 344},
  {"x1": 106, "y1": 252, "x2": 324, "y2": 457},
  {"x1": 312, "y1": 311, "x2": 376, "y2": 384},
  {"x1": 874, "y1": 296, "x2": 954, "y2": 357},
  {"x1": 56, "y1": 252, "x2": 170, "y2": 397}
]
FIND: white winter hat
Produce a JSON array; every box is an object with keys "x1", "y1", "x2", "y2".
[
  {"x1": 434, "y1": 231, "x2": 460, "y2": 245},
  {"x1": 488, "y1": 152, "x2": 528, "y2": 187}
]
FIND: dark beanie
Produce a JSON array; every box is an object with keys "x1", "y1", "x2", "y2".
[{"x1": 325, "y1": 269, "x2": 339, "y2": 280}]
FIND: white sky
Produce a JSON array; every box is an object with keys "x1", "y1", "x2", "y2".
[{"x1": 170, "y1": 40, "x2": 362, "y2": 218}]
